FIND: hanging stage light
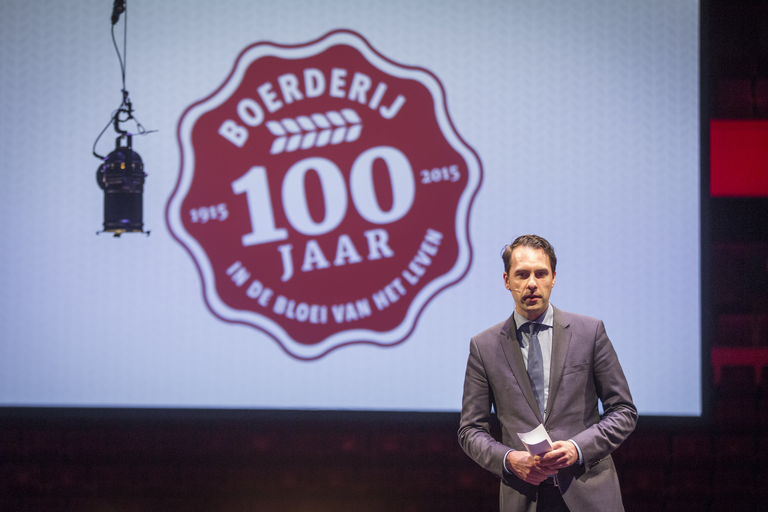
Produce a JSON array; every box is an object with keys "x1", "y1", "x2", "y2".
[
  {"x1": 93, "y1": 0, "x2": 154, "y2": 237},
  {"x1": 96, "y1": 133, "x2": 145, "y2": 236}
]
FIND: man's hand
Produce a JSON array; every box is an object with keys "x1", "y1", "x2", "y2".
[
  {"x1": 505, "y1": 450, "x2": 558, "y2": 485},
  {"x1": 539, "y1": 441, "x2": 578, "y2": 470}
]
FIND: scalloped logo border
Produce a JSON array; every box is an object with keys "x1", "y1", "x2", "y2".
[{"x1": 167, "y1": 30, "x2": 483, "y2": 360}]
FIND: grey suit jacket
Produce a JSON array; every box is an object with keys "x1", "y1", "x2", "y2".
[{"x1": 458, "y1": 305, "x2": 637, "y2": 512}]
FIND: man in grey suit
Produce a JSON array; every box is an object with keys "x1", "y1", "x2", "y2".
[{"x1": 458, "y1": 235, "x2": 637, "y2": 512}]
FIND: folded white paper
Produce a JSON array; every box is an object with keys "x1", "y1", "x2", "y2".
[{"x1": 517, "y1": 424, "x2": 553, "y2": 457}]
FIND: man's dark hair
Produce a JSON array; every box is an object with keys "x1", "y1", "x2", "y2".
[{"x1": 501, "y1": 234, "x2": 557, "y2": 275}]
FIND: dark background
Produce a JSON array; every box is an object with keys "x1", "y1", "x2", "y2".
[{"x1": 3, "y1": 1, "x2": 768, "y2": 510}]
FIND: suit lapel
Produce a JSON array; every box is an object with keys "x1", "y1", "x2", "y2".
[
  {"x1": 499, "y1": 314, "x2": 543, "y2": 423},
  {"x1": 545, "y1": 306, "x2": 571, "y2": 422}
]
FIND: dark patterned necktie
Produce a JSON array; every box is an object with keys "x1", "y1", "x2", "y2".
[{"x1": 527, "y1": 322, "x2": 545, "y2": 415}]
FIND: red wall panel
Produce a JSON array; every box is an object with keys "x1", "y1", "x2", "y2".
[{"x1": 710, "y1": 120, "x2": 768, "y2": 197}]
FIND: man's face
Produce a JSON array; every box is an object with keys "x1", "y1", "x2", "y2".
[{"x1": 503, "y1": 246, "x2": 556, "y2": 320}]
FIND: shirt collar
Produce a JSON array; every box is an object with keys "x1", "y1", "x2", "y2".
[{"x1": 514, "y1": 303, "x2": 554, "y2": 333}]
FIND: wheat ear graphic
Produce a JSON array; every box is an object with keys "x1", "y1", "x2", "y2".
[{"x1": 265, "y1": 109, "x2": 363, "y2": 154}]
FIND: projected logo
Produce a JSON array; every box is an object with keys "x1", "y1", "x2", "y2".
[{"x1": 167, "y1": 30, "x2": 481, "y2": 359}]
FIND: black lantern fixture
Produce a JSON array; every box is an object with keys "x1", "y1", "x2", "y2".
[
  {"x1": 96, "y1": 132, "x2": 146, "y2": 235},
  {"x1": 93, "y1": 0, "x2": 154, "y2": 237}
]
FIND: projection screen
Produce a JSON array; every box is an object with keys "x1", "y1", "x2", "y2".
[{"x1": 0, "y1": 0, "x2": 701, "y2": 416}]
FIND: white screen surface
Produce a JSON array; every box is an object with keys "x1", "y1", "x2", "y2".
[{"x1": 0, "y1": 0, "x2": 700, "y2": 415}]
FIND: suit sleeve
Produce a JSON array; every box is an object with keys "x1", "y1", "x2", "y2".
[
  {"x1": 457, "y1": 336, "x2": 511, "y2": 479},
  {"x1": 570, "y1": 320, "x2": 638, "y2": 467}
]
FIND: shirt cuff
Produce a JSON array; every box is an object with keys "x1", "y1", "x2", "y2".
[
  {"x1": 568, "y1": 439, "x2": 584, "y2": 465},
  {"x1": 503, "y1": 449, "x2": 514, "y2": 473}
]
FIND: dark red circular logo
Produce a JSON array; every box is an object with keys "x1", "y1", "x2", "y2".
[{"x1": 167, "y1": 30, "x2": 482, "y2": 359}]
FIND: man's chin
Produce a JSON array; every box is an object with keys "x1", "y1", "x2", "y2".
[{"x1": 519, "y1": 302, "x2": 547, "y2": 319}]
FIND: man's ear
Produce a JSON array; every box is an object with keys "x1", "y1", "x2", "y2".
[
  {"x1": 503, "y1": 272, "x2": 511, "y2": 290},
  {"x1": 552, "y1": 271, "x2": 556, "y2": 287}
]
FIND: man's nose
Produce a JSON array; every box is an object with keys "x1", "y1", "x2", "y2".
[{"x1": 526, "y1": 276, "x2": 537, "y2": 289}]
